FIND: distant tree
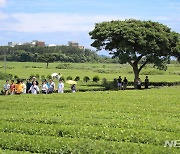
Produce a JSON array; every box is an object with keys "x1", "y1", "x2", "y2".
[
  {"x1": 66, "y1": 76, "x2": 73, "y2": 80},
  {"x1": 74, "y1": 76, "x2": 80, "y2": 81},
  {"x1": 93, "y1": 75, "x2": 100, "y2": 82},
  {"x1": 83, "y1": 76, "x2": 90, "y2": 82},
  {"x1": 89, "y1": 19, "x2": 180, "y2": 88},
  {"x1": 38, "y1": 53, "x2": 56, "y2": 68}
]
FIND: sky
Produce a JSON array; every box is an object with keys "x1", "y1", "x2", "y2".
[{"x1": 0, "y1": 0, "x2": 180, "y2": 55}]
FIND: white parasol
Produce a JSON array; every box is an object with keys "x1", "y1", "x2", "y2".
[
  {"x1": 51, "y1": 73, "x2": 61, "y2": 79},
  {"x1": 66, "y1": 80, "x2": 77, "y2": 84}
]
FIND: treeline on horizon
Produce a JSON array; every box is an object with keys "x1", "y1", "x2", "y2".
[{"x1": 0, "y1": 45, "x2": 118, "y2": 63}]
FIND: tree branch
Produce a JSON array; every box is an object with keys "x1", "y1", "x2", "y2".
[
  {"x1": 128, "y1": 60, "x2": 134, "y2": 67},
  {"x1": 134, "y1": 55, "x2": 143, "y2": 65},
  {"x1": 139, "y1": 60, "x2": 149, "y2": 72}
]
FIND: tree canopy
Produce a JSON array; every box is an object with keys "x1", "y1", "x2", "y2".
[{"x1": 89, "y1": 19, "x2": 180, "y2": 87}]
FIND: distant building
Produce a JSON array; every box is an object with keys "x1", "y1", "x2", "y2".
[
  {"x1": 36, "y1": 41, "x2": 45, "y2": 47},
  {"x1": 68, "y1": 41, "x2": 79, "y2": 47},
  {"x1": 7, "y1": 40, "x2": 85, "y2": 49},
  {"x1": 68, "y1": 41, "x2": 84, "y2": 49},
  {"x1": 31, "y1": 40, "x2": 45, "y2": 47},
  {"x1": 8, "y1": 42, "x2": 17, "y2": 47}
]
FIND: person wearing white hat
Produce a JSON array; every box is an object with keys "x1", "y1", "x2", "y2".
[{"x1": 32, "y1": 77, "x2": 39, "y2": 86}]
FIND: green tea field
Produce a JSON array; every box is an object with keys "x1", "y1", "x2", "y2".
[
  {"x1": 0, "y1": 61, "x2": 180, "y2": 153},
  {"x1": 0, "y1": 61, "x2": 180, "y2": 91},
  {"x1": 0, "y1": 86, "x2": 180, "y2": 153}
]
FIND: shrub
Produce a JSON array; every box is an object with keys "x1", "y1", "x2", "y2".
[
  {"x1": 36, "y1": 74, "x2": 40, "y2": 79},
  {"x1": 93, "y1": 75, "x2": 100, "y2": 82},
  {"x1": 47, "y1": 75, "x2": 52, "y2": 79},
  {"x1": 8, "y1": 74, "x2": 13, "y2": 79},
  {"x1": 32, "y1": 66, "x2": 42, "y2": 68},
  {"x1": 60, "y1": 76, "x2": 65, "y2": 81},
  {"x1": 102, "y1": 78, "x2": 115, "y2": 90},
  {"x1": 41, "y1": 75, "x2": 45, "y2": 81},
  {"x1": 24, "y1": 66, "x2": 31, "y2": 68},
  {"x1": 0, "y1": 72, "x2": 13, "y2": 80},
  {"x1": 14, "y1": 75, "x2": 19, "y2": 79},
  {"x1": 113, "y1": 78, "x2": 118, "y2": 88},
  {"x1": 74, "y1": 76, "x2": 80, "y2": 81},
  {"x1": 83, "y1": 76, "x2": 90, "y2": 82},
  {"x1": 66, "y1": 76, "x2": 72, "y2": 80},
  {"x1": 56, "y1": 63, "x2": 73, "y2": 69}
]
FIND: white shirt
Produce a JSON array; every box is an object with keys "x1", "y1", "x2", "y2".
[
  {"x1": 30, "y1": 85, "x2": 39, "y2": 94},
  {"x1": 42, "y1": 84, "x2": 48, "y2": 92},
  {"x1": 58, "y1": 82, "x2": 64, "y2": 93},
  {"x1": 4, "y1": 83, "x2": 10, "y2": 90},
  {"x1": 22, "y1": 83, "x2": 26, "y2": 93}
]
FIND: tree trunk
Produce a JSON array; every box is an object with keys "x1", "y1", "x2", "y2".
[{"x1": 133, "y1": 65, "x2": 139, "y2": 89}]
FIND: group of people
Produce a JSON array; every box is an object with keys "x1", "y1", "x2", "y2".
[
  {"x1": 2, "y1": 75, "x2": 149, "y2": 95},
  {"x1": 2, "y1": 77, "x2": 76, "y2": 95},
  {"x1": 117, "y1": 76, "x2": 149, "y2": 90},
  {"x1": 135, "y1": 76, "x2": 149, "y2": 89},
  {"x1": 117, "y1": 76, "x2": 128, "y2": 90}
]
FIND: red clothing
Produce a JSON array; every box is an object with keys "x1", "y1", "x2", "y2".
[{"x1": 10, "y1": 83, "x2": 15, "y2": 92}]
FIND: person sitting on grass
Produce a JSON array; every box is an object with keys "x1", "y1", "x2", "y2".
[
  {"x1": 28, "y1": 81, "x2": 39, "y2": 94},
  {"x1": 4, "y1": 80, "x2": 10, "y2": 95}
]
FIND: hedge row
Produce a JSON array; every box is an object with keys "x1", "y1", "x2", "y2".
[
  {"x1": 0, "y1": 132, "x2": 179, "y2": 153},
  {"x1": 1, "y1": 112, "x2": 179, "y2": 133},
  {"x1": 102, "y1": 79, "x2": 180, "y2": 90},
  {"x1": 0, "y1": 121, "x2": 179, "y2": 147}
]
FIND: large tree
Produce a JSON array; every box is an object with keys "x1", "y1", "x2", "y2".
[{"x1": 89, "y1": 19, "x2": 180, "y2": 88}]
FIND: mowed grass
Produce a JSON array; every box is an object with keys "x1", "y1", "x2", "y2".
[{"x1": 0, "y1": 86, "x2": 179, "y2": 153}]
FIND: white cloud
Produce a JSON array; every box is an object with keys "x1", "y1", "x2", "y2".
[
  {"x1": 0, "y1": 0, "x2": 6, "y2": 7},
  {"x1": 0, "y1": 13, "x2": 136, "y2": 33},
  {"x1": 0, "y1": 12, "x2": 179, "y2": 33}
]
